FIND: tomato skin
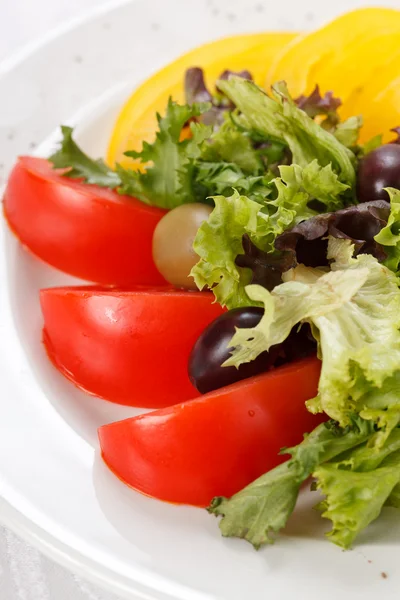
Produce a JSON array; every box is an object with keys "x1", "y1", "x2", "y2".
[
  {"x1": 3, "y1": 157, "x2": 167, "y2": 286},
  {"x1": 98, "y1": 357, "x2": 323, "y2": 506},
  {"x1": 40, "y1": 286, "x2": 225, "y2": 408}
]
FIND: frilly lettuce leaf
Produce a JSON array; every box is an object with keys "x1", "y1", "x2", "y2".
[
  {"x1": 122, "y1": 101, "x2": 213, "y2": 208},
  {"x1": 225, "y1": 238, "x2": 400, "y2": 428},
  {"x1": 191, "y1": 190, "x2": 270, "y2": 308},
  {"x1": 49, "y1": 104, "x2": 214, "y2": 210},
  {"x1": 333, "y1": 116, "x2": 363, "y2": 149},
  {"x1": 295, "y1": 85, "x2": 341, "y2": 125},
  {"x1": 217, "y1": 78, "x2": 356, "y2": 189},
  {"x1": 210, "y1": 415, "x2": 400, "y2": 550},
  {"x1": 315, "y1": 449, "x2": 400, "y2": 549},
  {"x1": 184, "y1": 67, "x2": 252, "y2": 127},
  {"x1": 191, "y1": 161, "x2": 350, "y2": 308},
  {"x1": 374, "y1": 187, "x2": 400, "y2": 273},
  {"x1": 192, "y1": 162, "x2": 273, "y2": 205},
  {"x1": 334, "y1": 427, "x2": 400, "y2": 472},
  {"x1": 209, "y1": 417, "x2": 373, "y2": 548},
  {"x1": 201, "y1": 123, "x2": 263, "y2": 173},
  {"x1": 49, "y1": 126, "x2": 121, "y2": 187}
]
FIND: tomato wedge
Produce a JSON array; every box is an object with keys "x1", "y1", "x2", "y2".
[
  {"x1": 3, "y1": 157, "x2": 167, "y2": 286},
  {"x1": 99, "y1": 356, "x2": 323, "y2": 506},
  {"x1": 40, "y1": 286, "x2": 225, "y2": 408}
]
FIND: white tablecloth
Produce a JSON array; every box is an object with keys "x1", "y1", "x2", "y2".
[{"x1": 1, "y1": 4, "x2": 123, "y2": 598}]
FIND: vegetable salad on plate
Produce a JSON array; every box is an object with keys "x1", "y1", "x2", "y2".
[{"x1": 4, "y1": 6, "x2": 400, "y2": 552}]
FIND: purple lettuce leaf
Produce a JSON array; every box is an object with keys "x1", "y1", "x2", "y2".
[
  {"x1": 235, "y1": 234, "x2": 296, "y2": 291},
  {"x1": 184, "y1": 67, "x2": 213, "y2": 105},
  {"x1": 295, "y1": 85, "x2": 342, "y2": 129},
  {"x1": 275, "y1": 200, "x2": 390, "y2": 268},
  {"x1": 184, "y1": 67, "x2": 253, "y2": 127}
]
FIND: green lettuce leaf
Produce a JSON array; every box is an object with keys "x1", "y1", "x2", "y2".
[
  {"x1": 121, "y1": 101, "x2": 213, "y2": 208},
  {"x1": 210, "y1": 416, "x2": 400, "y2": 550},
  {"x1": 386, "y1": 482, "x2": 400, "y2": 508},
  {"x1": 209, "y1": 417, "x2": 373, "y2": 548},
  {"x1": 225, "y1": 238, "x2": 400, "y2": 427},
  {"x1": 359, "y1": 134, "x2": 384, "y2": 156},
  {"x1": 49, "y1": 103, "x2": 213, "y2": 210},
  {"x1": 333, "y1": 116, "x2": 363, "y2": 149},
  {"x1": 191, "y1": 162, "x2": 349, "y2": 308},
  {"x1": 374, "y1": 187, "x2": 400, "y2": 273},
  {"x1": 191, "y1": 190, "x2": 271, "y2": 308},
  {"x1": 49, "y1": 126, "x2": 120, "y2": 188},
  {"x1": 354, "y1": 371, "x2": 400, "y2": 448},
  {"x1": 217, "y1": 78, "x2": 356, "y2": 189},
  {"x1": 201, "y1": 120, "x2": 263, "y2": 174},
  {"x1": 315, "y1": 450, "x2": 400, "y2": 549},
  {"x1": 191, "y1": 161, "x2": 273, "y2": 205},
  {"x1": 334, "y1": 427, "x2": 400, "y2": 472}
]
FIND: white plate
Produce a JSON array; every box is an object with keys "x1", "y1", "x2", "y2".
[{"x1": 1, "y1": 0, "x2": 400, "y2": 598}]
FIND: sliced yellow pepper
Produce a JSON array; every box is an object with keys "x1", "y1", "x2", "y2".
[
  {"x1": 353, "y1": 73, "x2": 400, "y2": 144},
  {"x1": 267, "y1": 8, "x2": 400, "y2": 101},
  {"x1": 107, "y1": 32, "x2": 298, "y2": 169}
]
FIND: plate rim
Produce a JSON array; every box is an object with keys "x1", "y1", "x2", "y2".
[{"x1": 0, "y1": 494, "x2": 159, "y2": 600}]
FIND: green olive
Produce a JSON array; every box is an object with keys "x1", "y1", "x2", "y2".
[{"x1": 152, "y1": 203, "x2": 213, "y2": 290}]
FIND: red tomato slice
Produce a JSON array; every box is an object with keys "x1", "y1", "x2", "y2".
[
  {"x1": 40, "y1": 285, "x2": 225, "y2": 408},
  {"x1": 3, "y1": 157, "x2": 167, "y2": 286},
  {"x1": 98, "y1": 356, "x2": 323, "y2": 506}
]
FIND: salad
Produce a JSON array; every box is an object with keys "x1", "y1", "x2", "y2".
[{"x1": 4, "y1": 6, "x2": 400, "y2": 551}]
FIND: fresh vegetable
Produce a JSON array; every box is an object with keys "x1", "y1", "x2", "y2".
[
  {"x1": 40, "y1": 286, "x2": 224, "y2": 408},
  {"x1": 352, "y1": 69, "x2": 400, "y2": 143},
  {"x1": 152, "y1": 203, "x2": 212, "y2": 289},
  {"x1": 267, "y1": 7, "x2": 400, "y2": 142},
  {"x1": 50, "y1": 125, "x2": 120, "y2": 187},
  {"x1": 189, "y1": 307, "x2": 265, "y2": 393},
  {"x1": 374, "y1": 188, "x2": 400, "y2": 273},
  {"x1": 50, "y1": 114, "x2": 275, "y2": 209},
  {"x1": 275, "y1": 200, "x2": 390, "y2": 267},
  {"x1": 106, "y1": 32, "x2": 298, "y2": 168},
  {"x1": 51, "y1": 108, "x2": 213, "y2": 211},
  {"x1": 211, "y1": 416, "x2": 400, "y2": 550},
  {"x1": 3, "y1": 157, "x2": 167, "y2": 286},
  {"x1": 184, "y1": 67, "x2": 252, "y2": 127},
  {"x1": 295, "y1": 85, "x2": 341, "y2": 128},
  {"x1": 225, "y1": 238, "x2": 400, "y2": 431},
  {"x1": 191, "y1": 157, "x2": 351, "y2": 309},
  {"x1": 188, "y1": 307, "x2": 316, "y2": 393},
  {"x1": 47, "y1": 79, "x2": 354, "y2": 222},
  {"x1": 120, "y1": 102, "x2": 214, "y2": 209},
  {"x1": 295, "y1": 85, "x2": 363, "y2": 148},
  {"x1": 210, "y1": 416, "x2": 375, "y2": 548},
  {"x1": 98, "y1": 356, "x2": 323, "y2": 506},
  {"x1": 357, "y1": 144, "x2": 400, "y2": 203},
  {"x1": 217, "y1": 78, "x2": 356, "y2": 187}
]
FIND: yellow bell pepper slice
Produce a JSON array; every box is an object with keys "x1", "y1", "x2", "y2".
[
  {"x1": 350, "y1": 71, "x2": 400, "y2": 144},
  {"x1": 267, "y1": 8, "x2": 400, "y2": 100},
  {"x1": 107, "y1": 32, "x2": 298, "y2": 169}
]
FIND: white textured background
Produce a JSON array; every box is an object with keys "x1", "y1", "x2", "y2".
[{"x1": 1, "y1": 5, "x2": 122, "y2": 598}]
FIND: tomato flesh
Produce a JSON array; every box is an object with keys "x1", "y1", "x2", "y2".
[
  {"x1": 99, "y1": 356, "x2": 323, "y2": 506},
  {"x1": 40, "y1": 286, "x2": 225, "y2": 408},
  {"x1": 3, "y1": 157, "x2": 167, "y2": 286}
]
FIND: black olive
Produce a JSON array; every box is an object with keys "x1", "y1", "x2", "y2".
[
  {"x1": 357, "y1": 144, "x2": 400, "y2": 203},
  {"x1": 188, "y1": 307, "x2": 316, "y2": 394}
]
